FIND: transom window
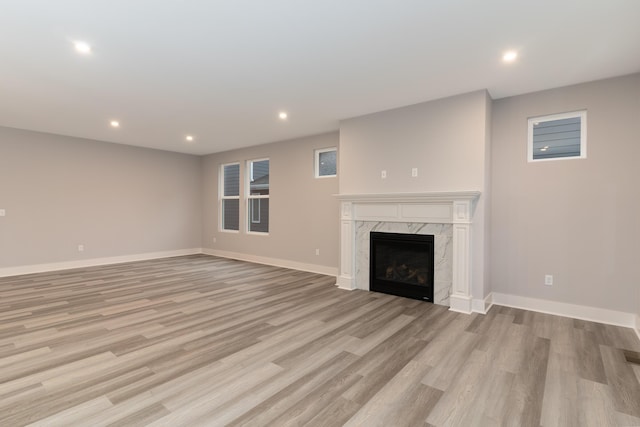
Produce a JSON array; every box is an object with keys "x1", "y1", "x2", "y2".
[
  {"x1": 315, "y1": 147, "x2": 337, "y2": 178},
  {"x1": 528, "y1": 110, "x2": 587, "y2": 162}
]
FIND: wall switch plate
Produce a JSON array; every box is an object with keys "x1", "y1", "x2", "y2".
[
  {"x1": 78, "y1": 244, "x2": 85, "y2": 252},
  {"x1": 213, "y1": 237, "x2": 217, "y2": 243},
  {"x1": 0, "y1": 209, "x2": 5, "y2": 217},
  {"x1": 315, "y1": 248, "x2": 320, "y2": 256},
  {"x1": 381, "y1": 170, "x2": 387, "y2": 179},
  {"x1": 544, "y1": 274, "x2": 553, "y2": 286},
  {"x1": 411, "y1": 168, "x2": 418, "y2": 177}
]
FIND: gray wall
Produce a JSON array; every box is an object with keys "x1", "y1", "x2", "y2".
[
  {"x1": 339, "y1": 90, "x2": 492, "y2": 301},
  {"x1": 201, "y1": 132, "x2": 339, "y2": 271},
  {"x1": 491, "y1": 73, "x2": 640, "y2": 314},
  {"x1": 339, "y1": 90, "x2": 490, "y2": 195},
  {"x1": 0, "y1": 126, "x2": 202, "y2": 268}
]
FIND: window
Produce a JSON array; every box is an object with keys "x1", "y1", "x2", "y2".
[
  {"x1": 528, "y1": 110, "x2": 586, "y2": 162},
  {"x1": 315, "y1": 147, "x2": 337, "y2": 178},
  {"x1": 247, "y1": 159, "x2": 269, "y2": 233},
  {"x1": 220, "y1": 163, "x2": 240, "y2": 231}
]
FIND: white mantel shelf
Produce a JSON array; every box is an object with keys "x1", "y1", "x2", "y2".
[
  {"x1": 335, "y1": 191, "x2": 481, "y2": 314},
  {"x1": 335, "y1": 191, "x2": 481, "y2": 203}
]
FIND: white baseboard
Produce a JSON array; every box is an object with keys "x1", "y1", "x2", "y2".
[
  {"x1": 202, "y1": 248, "x2": 339, "y2": 277},
  {"x1": 336, "y1": 275, "x2": 356, "y2": 290},
  {"x1": 491, "y1": 292, "x2": 637, "y2": 329},
  {"x1": 472, "y1": 293, "x2": 493, "y2": 315},
  {"x1": 635, "y1": 315, "x2": 640, "y2": 341},
  {"x1": 0, "y1": 248, "x2": 203, "y2": 278},
  {"x1": 449, "y1": 294, "x2": 472, "y2": 314},
  {"x1": 451, "y1": 293, "x2": 495, "y2": 315},
  {"x1": 0, "y1": 247, "x2": 339, "y2": 280}
]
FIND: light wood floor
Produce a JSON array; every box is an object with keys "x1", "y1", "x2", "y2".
[{"x1": 1, "y1": 255, "x2": 639, "y2": 426}]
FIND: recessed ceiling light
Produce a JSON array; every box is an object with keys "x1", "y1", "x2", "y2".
[
  {"x1": 502, "y1": 50, "x2": 518, "y2": 63},
  {"x1": 186, "y1": 135, "x2": 194, "y2": 142},
  {"x1": 74, "y1": 41, "x2": 92, "y2": 54},
  {"x1": 110, "y1": 120, "x2": 120, "y2": 128},
  {"x1": 279, "y1": 112, "x2": 288, "y2": 120}
]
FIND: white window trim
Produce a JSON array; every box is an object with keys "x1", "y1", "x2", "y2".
[
  {"x1": 246, "y1": 158, "x2": 269, "y2": 235},
  {"x1": 527, "y1": 110, "x2": 587, "y2": 162},
  {"x1": 314, "y1": 147, "x2": 337, "y2": 178},
  {"x1": 219, "y1": 162, "x2": 240, "y2": 233}
]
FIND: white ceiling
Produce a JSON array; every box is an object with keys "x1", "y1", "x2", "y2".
[{"x1": 1, "y1": 0, "x2": 639, "y2": 155}]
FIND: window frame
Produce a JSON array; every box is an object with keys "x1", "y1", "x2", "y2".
[
  {"x1": 246, "y1": 158, "x2": 270, "y2": 235},
  {"x1": 314, "y1": 147, "x2": 337, "y2": 178},
  {"x1": 219, "y1": 162, "x2": 240, "y2": 233},
  {"x1": 527, "y1": 110, "x2": 587, "y2": 162}
]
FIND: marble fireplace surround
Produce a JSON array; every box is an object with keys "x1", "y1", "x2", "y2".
[{"x1": 336, "y1": 192, "x2": 481, "y2": 314}]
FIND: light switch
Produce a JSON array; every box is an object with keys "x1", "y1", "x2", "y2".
[
  {"x1": 411, "y1": 168, "x2": 418, "y2": 177},
  {"x1": 0, "y1": 209, "x2": 5, "y2": 217},
  {"x1": 381, "y1": 170, "x2": 387, "y2": 179}
]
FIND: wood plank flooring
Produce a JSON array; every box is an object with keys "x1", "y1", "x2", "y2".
[{"x1": 1, "y1": 254, "x2": 639, "y2": 426}]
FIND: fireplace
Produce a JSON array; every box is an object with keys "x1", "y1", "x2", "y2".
[
  {"x1": 370, "y1": 232, "x2": 434, "y2": 302},
  {"x1": 336, "y1": 191, "x2": 480, "y2": 313}
]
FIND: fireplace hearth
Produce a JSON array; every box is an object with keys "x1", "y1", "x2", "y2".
[{"x1": 370, "y1": 232, "x2": 434, "y2": 302}]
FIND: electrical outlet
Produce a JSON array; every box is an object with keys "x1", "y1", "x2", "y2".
[
  {"x1": 0, "y1": 209, "x2": 5, "y2": 217},
  {"x1": 315, "y1": 248, "x2": 320, "y2": 256},
  {"x1": 411, "y1": 168, "x2": 418, "y2": 177},
  {"x1": 381, "y1": 170, "x2": 387, "y2": 179},
  {"x1": 544, "y1": 275, "x2": 553, "y2": 286},
  {"x1": 78, "y1": 244, "x2": 85, "y2": 252}
]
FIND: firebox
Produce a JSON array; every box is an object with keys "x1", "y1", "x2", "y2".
[{"x1": 369, "y1": 232, "x2": 434, "y2": 302}]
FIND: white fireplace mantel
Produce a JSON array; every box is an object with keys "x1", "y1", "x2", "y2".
[{"x1": 335, "y1": 191, "x2": 481, "y2": 314}]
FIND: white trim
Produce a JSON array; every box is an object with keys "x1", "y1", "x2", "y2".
[
  {"x1": 1, "y1": 248, "x2": 339, "y2": 280},
  {"x1": 0, "y1": 248, "x2": 203, "y2": 278},
  {"x1": 338, "y1": 217, "x2": 355, "y2": 290},
  {"x1": 635, "y1": 315, "x2": 640, "y2": 341},
  {"x1": 202, "y1": 248, "x2": 338, "y2": 277},
  {"x1": 245, "y1": 231, "x2": 270, "y2": 236},
  {"x1": 449, "y1": 294, "x2": 472, "y2": 314},
  {"x1": 336, "y1": 191, "x2": 481, "y2": 203},
  {"x1": 491, "y1": 292, "x2": 636, "y2": 329},
  {"x1": 452, "y1": 292, "x2": 492, "y2": 314},
  {"x1": 336, "y1": 276, "x2": 355, "y2": 290},
  {"x1": 472, "y1": 293, "x2": 493, "y2": 314},
  {"x1": 451, "y1": 223, "x2": 471, "y2": 304}
]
